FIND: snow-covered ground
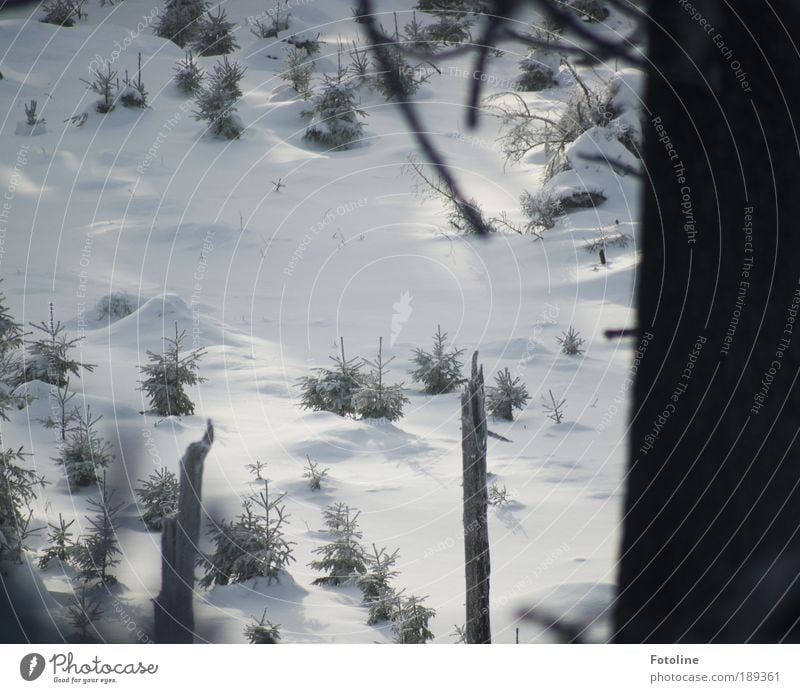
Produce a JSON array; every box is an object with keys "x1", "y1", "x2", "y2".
[{"x1": 0, "y1": 0, "x2": 641, "y2": 643}]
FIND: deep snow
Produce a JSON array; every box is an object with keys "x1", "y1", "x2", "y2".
[{"x1": 0, "y1": 0, "x2": 641, "y2": 643}]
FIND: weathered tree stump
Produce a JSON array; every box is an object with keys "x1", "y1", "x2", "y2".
[
  {"x1": 461, "y1": 352, "x2": 491, "y2": 644},
  {"x1": 154, "y1": 420, "x2": 213, "y2": 643}
]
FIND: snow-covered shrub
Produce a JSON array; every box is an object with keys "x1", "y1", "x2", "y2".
[
  {"x1": 38, "y1": 513, "x2": 77, "y2": 569},
  {"x1": 303, "y1": 456, "x2": 328, "y2": 491},
  {"x1": 200, "y1": 487, "x2": 296, "y2": 587},
  {"x1": 0, "y1": 442, "x2": 39, "y2": 563},
  {"x1": 54, "y1": 408, "x2": 114, "y2": 489},
  {"x1": 304, "y1": 73, "x2": 367, "y2": 150},
  {"x1": 135, "y1": 468, "x2": 179, "y2": 531},
  {"x1": 409, "y1": 325, "x2": 466, "y2": 394},
  {"x1": 244, "y1": 609, "x2": 281, "y2": 643},
  {"x1": 487, "y1": 368, "x2": 529, "y2": 421},
  {"x1": 391, "y1": 593, "x2": 435, "y2": 643},
  {"x1": 138, "y1": 324, "x2": 206, "y2": 417},
  {"x1": 354, "y1": 338, "x2": 407, "y2": 421},
  {"x1": 73, "y1": 482, "x2": 123, "y2": 586},
  {"x1": 358, "y1": 545, "x2": 400, "y2": 624},
  {"x1": 155, "y1": 0, "x2": 208, "y2": 48},
  {"x1": 489, "y1": 64, "x2": 616, "y2": 176},
  {"x1": 81, "y1": 64, "x2": 118, "y2": 113},
  {"x1": 192, "y1": 57, "x2": 246, "y2": 139},
  {"x1": 281, "y1": 47, "x2": 314, "y2": 99},
  {"x1": 520, "y1": 188, "x2": 564, "y2": 230},
  {"x1": 557, "y1": 326, "x2": 586, "y2": 355},
  {"x1": 297, "y1": 339, "x2": 364, "y2": 417},
  {"x1": 20, "y1": 305, "x2": 96, "y2": 386},
  {"x1": 542, "y1": 389, "x2": 566, "y2": 424},
  {"x1": 174, "y1": 52, "x2": 204, "y2": 94},
  {"x1": 95, "y1": 292, "x2": 136, "y2": 322},
  {"x1": 249, "y1": 1, "x2": 291, "y2": 38},
  {"x1": 286, "y1": 31, "x2": 321, "y2": 56},
  {"x1": 40, "y1": 0, "x2": 85, "y2": 27},
  {"x1": 192, "y1": 7, "x2": 239, "y2": 56},
  {"x1": 310, "y1": 502, "x2": 367, "y2": 586},
  {"x1": 569, "y1": 0, "x2": 609, "y2": 23},
  {"x1": 517, "y1": 50, "x2": 559, "y2": 91}
]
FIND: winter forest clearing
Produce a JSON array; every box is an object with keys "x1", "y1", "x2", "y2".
[{"x1": 0, "y1": 0, "x2": 646, "y2": 644}]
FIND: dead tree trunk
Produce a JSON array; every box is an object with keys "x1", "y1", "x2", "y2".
[
  {"x1": 154, "y1": 421, "x2": 214, "y2": 643},
  {"x1": 461, "y1": 351, "x2": 491, "y2": 644}
]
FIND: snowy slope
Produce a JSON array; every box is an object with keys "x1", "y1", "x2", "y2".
[{"x1": 0, "y1": 0, "x2": 641, "y2": 643}]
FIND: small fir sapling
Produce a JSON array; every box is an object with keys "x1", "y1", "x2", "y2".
[
  {"x1": 297, "y1": 337, "x2": 364, "y2": 417},
  {"x1": 39, "y1": 379, "x2": 80, "y2": 440},
  {"x1": 347, "y1": 41, "x2": 371, "y2": 84},
  {"x1": 119, "y1": 54, "x2": 148, "y2": 108},
  {"x1": 192, "y1": 7, "x2": 239, "y2": 56},
  {"x1": 391, "y1": 593, "x2": 436, "y2": 643},
  {"x1": 81, "y1": 64, "x2": 118, "y2": 113},
  {"x1": 192, "y1": 57, "x2": 246, "y2": 139},
  {"x1": 304, "y1": 68, "x2": 367, "y2": 150},
  {"x1": 24, "y1": 100, "x2": 46, "y2": 126},
  {"x1": 0, "y1": 283, "x2": 23, "y2": 359},
  {"x1": 517, "y1": 49, "x2": 560, "y2": 91},
  {"x1": 200, "y1": 484, "x2": 296, "y2": 587},
  {"x1": 155, "y1": 0, "x2": 208, "y2": 48},
  {"x1": 281, "y1": 47, "x2": 314, "y2": 99},
  {"x1": 556, "y1": 326, "x2": 586, "y2": 355},
  {"x1": 173, "y1": 52, "x2": 204, "y2": 94},
  {"x1": 138, "y1": 323, "x2": 206, "y2": 417},
  {"x1": 403, "y1": 11, "x2": 435, "y2": 52},
  {"x1": 73, "y1": 478, "x2": 123, "y2": 586},
  {"x1": 244, "y1": 608, "x2": 281, "y2": 643},
  {"x1": 38, "y1": 513, "x2": 77, "y2": 569},
  {"x1": 373, "y1": 43, "x2": 422, "y2": 100},
  {"x1": 68, "y1": 585, "x2": 103, "y2": 643},
  {"x1": 0, "y1": 285, "x2": 28, "y2": 419},
  {"x1": 0, "y1": 441, "x2": 41, "y2": 562},
  {"x1": 309, "y1": 502, "x2": 367, "y2": 585},
  {"x1": 357, "y1": 544, "x2": 400, "y2": 624},
  {"x1": 303, "y1": 456, "x2": 328, "y2": 490},
  {"x1": 21, "y1": 304, "x2": 96, "y2": 387},
  {"x1": 487, "y1": 368, "x2": 530, "y2": 421},
  {"x1": 135, "y1": 468, "x2": 179, "y2": 530},
  {"x1": 488, "y1": 483, "x2": 510, "y2": 506},
  {"x1": 542, "y1": 388, "x2": 566, "y2": 424},
  {"x1": 249, "y1": 1, "x2": 291, "y2": 38},
  {"x1": 354, "y1": 337, "x2": 408, "y2": 421},
  {"x1": 409, "y1": 325, "x2": 466, "y2": 394},
  {"x1": 54, "y1": 407, "x2": 114, "y2": 489},
  {"x1": 245, "y1": 459, "x2": 268, "y2": 481}
]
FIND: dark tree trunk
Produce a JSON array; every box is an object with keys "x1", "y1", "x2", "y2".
[
  {"x1": 154, "y1": 421, "x2": 213, "y2": 643},
  {"x1": 462, "y1": 351, "x2": 491, "y2": 644},
  {"x1": 615, "y1": 2, "x2": 800, "y2": 642}
]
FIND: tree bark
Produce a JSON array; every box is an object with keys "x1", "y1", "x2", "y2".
[
  {"x1": 154, "y1": 421, "x2": 213, "y2": 643},
  {"x1": 615, "y1": 2, "x2": 800, "y2": 642},
  {"x1": 462, "y1": 351, "x2": 491, "y2": 644}
]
